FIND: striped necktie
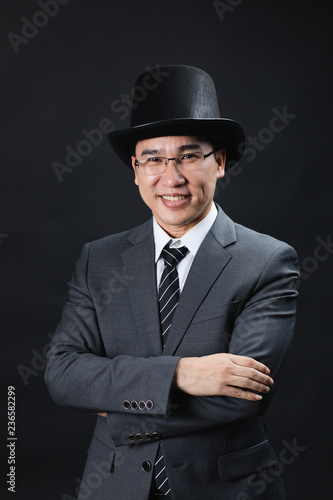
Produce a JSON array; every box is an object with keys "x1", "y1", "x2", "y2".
[
  {"x1": 153, "y1": 244, "x2": 188, "y2": 496},
  {"x1": 158, "y1": 245, "x2": 189, "y2": 348}
]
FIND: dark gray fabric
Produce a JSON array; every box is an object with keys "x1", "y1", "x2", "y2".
[{"x1": 45, "y1": 205, "x2": 298, "y2": 500}]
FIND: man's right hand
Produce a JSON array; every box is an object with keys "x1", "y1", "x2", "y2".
[{"x1": 173, "y1": 353, "x2": 274, "y2": 401}]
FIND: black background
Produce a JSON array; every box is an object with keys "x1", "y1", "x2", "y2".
[{"x1": 1, "y1": 1, "x2": 332, "y2": 499}]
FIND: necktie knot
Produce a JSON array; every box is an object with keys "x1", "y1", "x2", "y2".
[{"x1": 161, "y1": 245, "x2": 188, "y2": 267}]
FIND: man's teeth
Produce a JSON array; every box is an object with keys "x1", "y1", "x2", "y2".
[{"x1": 162, "y1": 195, "x2": 186, "y2": 201}]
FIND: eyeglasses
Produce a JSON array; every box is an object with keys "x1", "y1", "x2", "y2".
[{"x1": 134, "y1": 150, "x2": 216, "y2": 176}]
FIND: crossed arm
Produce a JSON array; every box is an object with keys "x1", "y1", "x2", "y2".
[
  {"x1": 45, "y1": 242, "x2": 298, "y2": 442},
  {"x1": 96, "y1": 353, "x2": 272, "y2": 417}
]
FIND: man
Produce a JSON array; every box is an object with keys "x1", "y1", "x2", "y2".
[{"x1": 45, "y1": 65, "x2": 299, "y2": 500}]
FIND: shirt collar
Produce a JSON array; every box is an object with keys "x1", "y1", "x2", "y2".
[{"x1": 153, "y1": 203, "x2": 218, "y2": 263}]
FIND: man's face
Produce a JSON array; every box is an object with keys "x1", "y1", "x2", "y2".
[{"x1": 131, "y1": 136, "x2": 225, "y2": 237}]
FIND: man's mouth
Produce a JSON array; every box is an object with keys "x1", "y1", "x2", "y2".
[{"x1": 160, "y1": 195, "x2": 189, "y2": 201}]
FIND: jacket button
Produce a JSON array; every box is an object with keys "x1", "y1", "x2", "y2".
[
  {"x1": 146, "y1": 400, "x2": 154, "y2": 410},
  {"x1": 152, "y1": 432, "x2": 161, "y2": 440},
  {"x1": 136, "y1": 433, "x2": 144, "y2": 441},
  {"x1": 139, "y1": 400, "x2": 146, "y2": 410},
  {"x1": 131, "y1": 401, "x2": 139, "y2": 410},
  {"x1": 127, "y1": 434, "x2": 136, "y2": 441},
  {"x1": 123, "y1": 400, "x2": 131, "y2": 410},
  {"x1": 142, "y1": 460, "x2": 152, "y2": 472}
]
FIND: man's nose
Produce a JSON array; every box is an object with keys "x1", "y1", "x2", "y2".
[{"x1": 161, "y1": 160, "x2": 185, "y2": 185}]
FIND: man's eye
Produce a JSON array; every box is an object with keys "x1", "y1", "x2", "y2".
[
  {"x1": 182, "y1": 153, "x2": 201, "y2": 161},
  {"x1": 147, "y1": 157, "x2": 163, "y2": 163}
]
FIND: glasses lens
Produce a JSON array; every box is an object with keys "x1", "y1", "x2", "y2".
[
  {"x1": 178, "y1": 152, "x2": 204, "y2": 169},
  {"x1": 140, "y1": 157, "x2": 165, "y2": 175},
  {"x1": 137, "y1": 152, "x2": 208, "y2": 175}
]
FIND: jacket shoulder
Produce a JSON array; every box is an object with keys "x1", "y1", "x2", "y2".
[
  {"x1": 213, "y1": 205, "x2": 297, "y2": 259},
  {"x1": 235, "y1": 222, "x2": 293, "y2": 248},
  {"x1": 85, "y1": 219, "x2": 153, "y2": 257},
  {"x1": 231, "y1": 222, "x2": 299, "y2": 272}
]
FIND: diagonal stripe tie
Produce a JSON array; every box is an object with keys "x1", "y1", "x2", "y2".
[
  {"x1": 158, "y1": 245, "x2": 188, "y2": 346},
  {"x1": 153, "y1": 244, "x2": 188, "y2": 497}
]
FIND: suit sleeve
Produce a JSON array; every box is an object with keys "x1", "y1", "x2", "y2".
[
  {"x1": 105, "y1": 243, "x2": 299, "y2": 446},
  {"x1": 44, "y1": 243, "x2": 181, "y2": 417}
]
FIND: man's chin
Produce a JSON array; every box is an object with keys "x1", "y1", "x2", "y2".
[{"x1": 154, "y1": 212, "x2": 202, "y2": 236}]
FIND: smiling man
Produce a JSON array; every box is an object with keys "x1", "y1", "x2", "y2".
[
  {"x1": 132, "y1": 136, "x2": 225, "y2": 236},
  {"x1": 45, "y1": 66, "x2": 299, "y2": 500}
]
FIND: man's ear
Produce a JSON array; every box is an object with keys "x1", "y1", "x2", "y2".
[
  {"x1": 215, "y1": 149, "x2": 226, "y2": 179},
  {"x1": 131, "y1": 156, "x2": 139, "y2": 186}
]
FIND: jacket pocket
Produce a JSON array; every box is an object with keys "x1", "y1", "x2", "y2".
[
  {"x1": 87, "y1": 433, "x2": 116, "y2": 465},
  {"x1": 191, "y1": 300, "x2": 239, "y2": 325},
  {"x1": 218, "y1": 440, "x2": 278, "y2": 481}
]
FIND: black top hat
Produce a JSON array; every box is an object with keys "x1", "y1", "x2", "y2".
[{"x1": 108, "y1": 65, "x2": 245, "y2": 169}]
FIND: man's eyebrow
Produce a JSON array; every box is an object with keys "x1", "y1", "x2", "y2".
[
  {"x1": 140, "y1": 143, "x2": 203, "y2": 157},
  {"x1": 178, "y1": 143, "x2": 203, "y2": 152},
  {"x1": 140, "y1": 148, "x2": 161, "y2": 156}
]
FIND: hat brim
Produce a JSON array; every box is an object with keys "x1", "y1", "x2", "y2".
[{"x1": 108, "y1": 118, "x2": 245, "y2": 170}]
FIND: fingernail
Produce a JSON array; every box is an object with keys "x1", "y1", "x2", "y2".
[{"x1": 255, "y1": 394, "x2": 263, "y2": 400}]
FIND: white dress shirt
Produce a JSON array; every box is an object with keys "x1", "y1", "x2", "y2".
[{"x1": 153, "y1": 203, "x2": 218, "y2": 291}]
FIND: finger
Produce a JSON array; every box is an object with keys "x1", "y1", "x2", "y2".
[
  {"x1": 233, "y1": 366, "x2": 274, "y2": 387},
  {"x1": 229, "y1": 375, "x2": 271, "y2": 394},
  {"x1": 225, "y1": 386, "x2": 264, "y2": 401},
  {"x1": 229, "y1": 354, "x2": 271, "y2": 374}
]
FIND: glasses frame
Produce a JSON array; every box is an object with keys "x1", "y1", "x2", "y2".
[{"x1": 134, "y1": 150, "x2": 216, "y2": 174}]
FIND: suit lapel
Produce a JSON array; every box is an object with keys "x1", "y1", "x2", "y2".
[
  {"x1": 163, "y1": 206, "x2": 237, "y2": 356},
  {"x1": 121, "y1": 206, "x2": 237, "y2": 357},
  {"x1": 121, "y1": 222, "x2": 162, "y2": 356}
]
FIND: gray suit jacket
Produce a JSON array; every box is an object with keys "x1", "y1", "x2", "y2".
[{"x1": 45, "y1": 205, "x2": 299, "y2": 500}]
